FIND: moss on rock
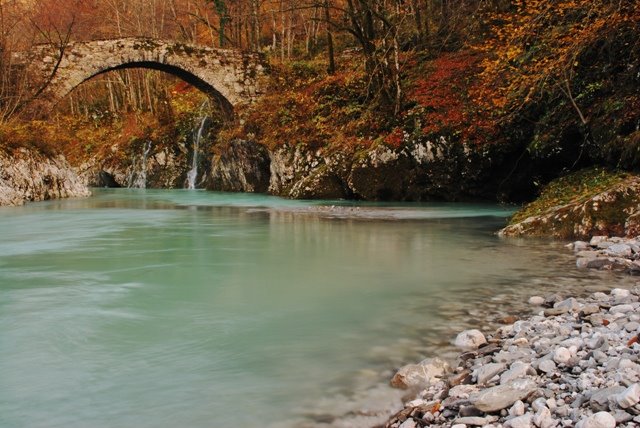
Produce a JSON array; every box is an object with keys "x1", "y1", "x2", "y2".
[{"x1": 501, "y1": 168, "x2": 640, "y2": 239}]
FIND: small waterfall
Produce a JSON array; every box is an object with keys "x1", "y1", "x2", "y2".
[
  {"x1": 129, "y1": 140, "x2": 152, "y2": 189},
  {"x1": 186, "y1": 102, "x2": 210, "y2": 190}
]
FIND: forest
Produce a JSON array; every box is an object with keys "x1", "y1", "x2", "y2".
[{"x1": 0, "y1": 0, "x2": 638, "y2": 204}]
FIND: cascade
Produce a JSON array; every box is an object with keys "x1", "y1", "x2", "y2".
[
  {"x1": 129, "y1": 140, "x2": 152, "y2": 189},
  {"x1": 186, "y1": 102, "x2": 210, "y2": 190}
]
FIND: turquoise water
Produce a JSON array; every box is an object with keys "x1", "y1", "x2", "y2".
[{"x1": 0, "y1": 190, "x2": 628, "y2": 427}]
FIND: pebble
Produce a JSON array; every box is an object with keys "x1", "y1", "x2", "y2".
[
  {"x1": 454, "y1": 329, "x2": 487, "y2": 350},
  {"x1": 553, "y1": 347, "x2": 572, "y2": 365},
  {"x1": 616, "y1": 383, "x2": 640, "y2": 409},
  {"x1": 385, "y1": 249, "x2": 640, "y2": 428},
  {"x1": 500, "y1": 362, "x2": 534, "y2": 384},
  {"x1": 529, "y1": 296, "x2": 545, "y2": 306},
  {"x1": 575, "y1": 237, "x2": 640, "y2": 272},
  {"x1": 575, "y1": 411, "x2": 616, "y2": 428},
  {"x1": 471, "y1": 378, "x2": 538, "y2": 412},
  {"x1": 538, "y1": 359, "x2": 557, "y2": 373},
  {"x1": 504, "y1": 414, "x2": 533, "y2": 428},
  {"x1": 474, "y1": 363, "x2": 506, "y2": 385},
  {"x1": 509, "y1": 400, "x2": 526, "y2": 417}
]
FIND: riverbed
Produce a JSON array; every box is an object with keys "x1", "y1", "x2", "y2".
[{"x1": 0, "y1": 189, "x2": 635, "y2": 428}]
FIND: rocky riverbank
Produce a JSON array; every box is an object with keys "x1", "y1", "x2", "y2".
[
  {"x1": 384, "y1": 284, "x2": 640, "y2": 428},
  {"x1": 500, "y1": 170, "x2": 640, "y2": 240},
  {"x1": 0, "y1": 147, "x2": 90, "y2": 206}
]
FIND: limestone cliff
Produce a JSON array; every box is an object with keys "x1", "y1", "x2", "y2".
[
  {"x1": 0, "y1": 148, "x2": 90, "y2": 206},
  {"x1": 206, "y1": 138, "x2": 508, "y2": 202}
]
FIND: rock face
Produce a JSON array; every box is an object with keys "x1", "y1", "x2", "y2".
[
  {"x1": 500, "y1": 176, "x2": 640, "y2": 239},
  {"x1": 207, "y1": 140, "x2": 271, "y2": 192},
  {"x1": 208, "y1": 138, "x2": 509, "y2": 201},
  {"x1": 0, "y1": 148, "x2": 90, "y2": 206},
  {"x1": 78, "y1": 136, "x2": 210, "y2": 190}
]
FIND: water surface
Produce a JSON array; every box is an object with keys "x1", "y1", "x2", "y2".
[{"x1": 0, "y1": 190, "x2": 633, "y2": 428}]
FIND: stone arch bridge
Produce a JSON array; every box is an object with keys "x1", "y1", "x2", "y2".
[{"x1": 22, "y1": 37, "x2": 268, "y2": 116}]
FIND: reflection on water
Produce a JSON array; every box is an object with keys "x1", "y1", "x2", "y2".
[{"x1": 0, "y1": 189, "x2": 634, "y2": 428}]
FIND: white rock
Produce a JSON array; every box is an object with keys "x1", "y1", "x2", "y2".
[
  {"x1": 454, "y1": 416, "x2": 496, "y2": 426},
  {"x1": 451, "y1": 425, "x2": 466, "y2": 428},
  {"x1": 606, "y1": 243, "x2": 632, "y2": 257},
  {"x1": 593, "y1": 292, "x2": 609, "y2": 301},
  {"x1": 555, "y1": 297, "x2": 581, "y2": 312},
  {"x1": 616, "y1": 383, "x2": 640, "y2": 409},
  {"x1": 398, "y1": 419, "x2": 417, "y2": 428},
  {"x1": 610, "y1": 304, "x2": 634, "y2": 313},
  {"x1": 575, "y1": 411, "x2": 616, "y2": 428},
  {"x1": 611, "y1": 288, "x2": 631, "y2": 298},
  {"x1": 500, "y1": 362, "x2": 534, "y2": 384},
  {"x1": 509, "y1": 400, "x2": 526, "y2": 417},
  {"x1": 533, "y1": 406, "x2": 555, "y2": 428},
  {"x1": 471, "y1": 378, "x2": 538, "y2": 412},
  {"x1": 454, "y1": 329, "x2": 487, "y2": 350},
  {"x1": 590, "y1": 236, "x2": 609, "y2": 246},
  {"x1": 390, "y1": 357, "x2": 450, "y2": 389},
  {"x1": 474, "y1": 363, "x2": 507, "y2": 385},
  {"x1": 529, "y1": 296, "x2": 545, "y2": 306},
  {"x1": 504, "y1": 414, "x2": 533, "y2": 428},
  {"x1": 573, "y1": 241, "x2": 590, "y2": 252},
  {"x1": 553, "y1": 347, "x2": 571, "y2": 365},
  {"x1": 538, "y1": 359, "x2": 556, "y2": 373}
]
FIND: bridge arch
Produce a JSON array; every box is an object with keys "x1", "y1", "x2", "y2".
[{"x1": 26, "y1": 38, "x2": 267, "y2": 116}]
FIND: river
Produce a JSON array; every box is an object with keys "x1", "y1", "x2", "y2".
[{"x1": 0, "y1": 189, "x2": 634, "y2": 428}]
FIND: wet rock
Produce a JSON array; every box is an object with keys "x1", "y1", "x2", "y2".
[
  {"x1": 470, "y1": 378, "x2": 538, "y2": 412},
  {"x1": 390, "y1": 358, "x2": 450, "y2": 389},
  {"x1": 529, "y1": 296, "x2": 545, "y2": 306},
  {"x1": 208, "y1": 139, "x2": 271, "y2": 193},
  {"x1": 454, "y1": 330, "x2": 487, "y2": 350}
]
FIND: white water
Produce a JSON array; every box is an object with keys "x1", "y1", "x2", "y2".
[
  {"x1": 186, "y1": 103, "x2": 209, "y2": 190},
  {"x1": 129, "y1": 140, "x2": 152, "y2": 189}
]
